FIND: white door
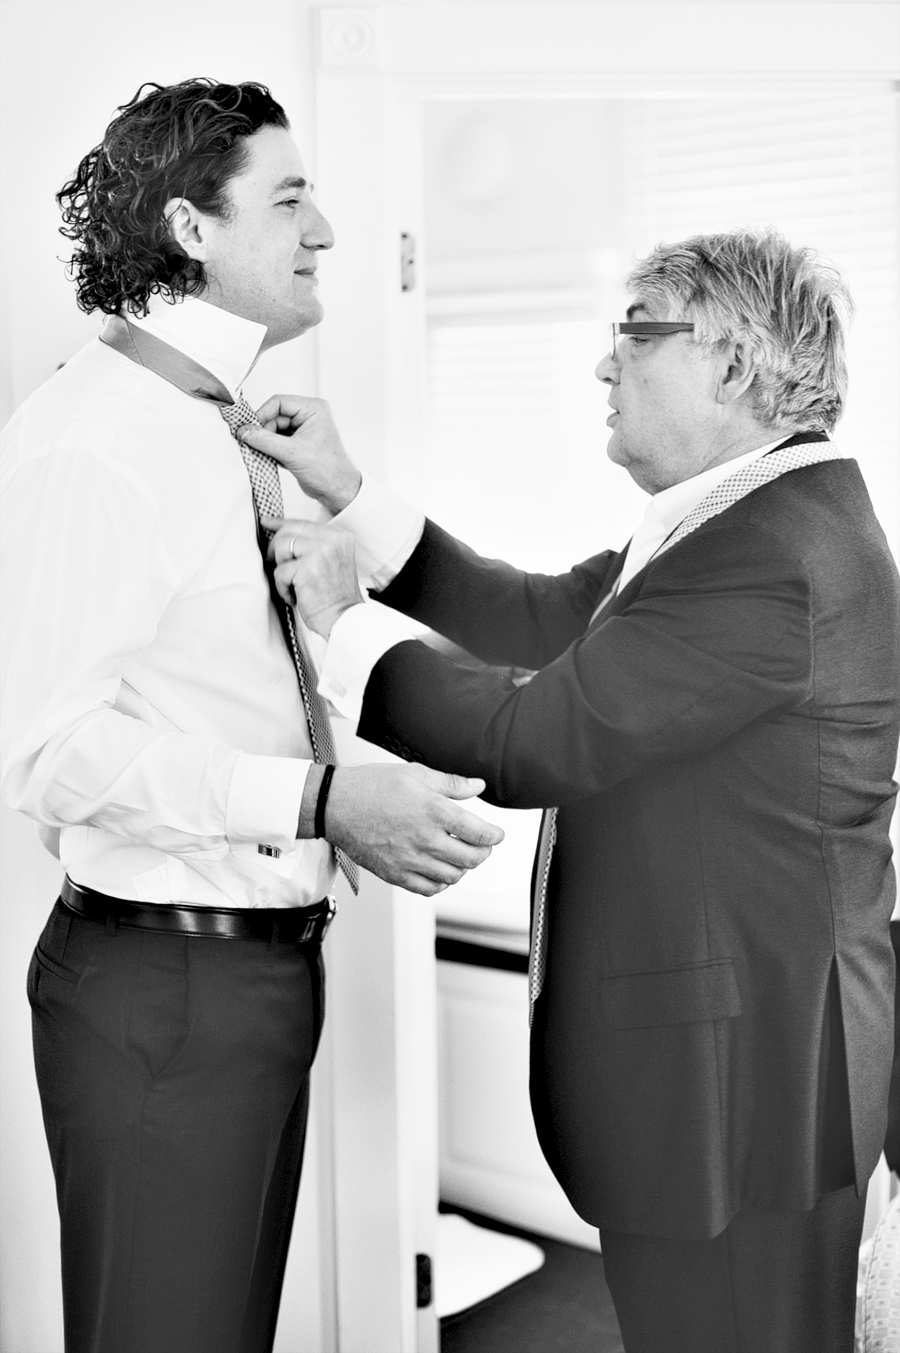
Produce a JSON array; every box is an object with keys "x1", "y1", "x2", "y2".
[{"x1": 310, "y1": 7, "x2": 899, "y2": 1350}]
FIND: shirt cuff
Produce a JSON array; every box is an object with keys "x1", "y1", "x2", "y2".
[
  {"x1": 318, "y1": 601, "x2": 422, "y2": 727},
  {"x1": 332, "y1": 475, "x2": 425, "y2": 591},
  {"x1": 225, "y1": 753, "x2": 313, "y2": 877}
]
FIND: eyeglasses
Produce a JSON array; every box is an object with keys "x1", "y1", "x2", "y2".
[{"x1": 611, "y1": 321, "x2": 695, "y2": 358}]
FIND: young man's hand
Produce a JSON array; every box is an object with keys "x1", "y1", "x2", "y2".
[{"x1": 300, "y1": 763, "x2": 505, "y2": 896}]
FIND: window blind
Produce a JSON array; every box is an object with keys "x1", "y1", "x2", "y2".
[
  {"x1": 426, "y1": 92, "x2": 899, "y2": 569},
  {"x1": 621, "y1": 94, "x2": 899, "y2": 487}
]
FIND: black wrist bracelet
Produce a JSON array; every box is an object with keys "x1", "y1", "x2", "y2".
[{"x1": 314, "y1": 764, "x2": 336, "y2": 840}]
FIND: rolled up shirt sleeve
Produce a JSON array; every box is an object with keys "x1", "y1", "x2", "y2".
[
  {"x1": 331, "y1": 475, "x2": 425, "y2": 590},
  {"x1": 319, "y1": 601, "x2": 423, "y2": 727}
]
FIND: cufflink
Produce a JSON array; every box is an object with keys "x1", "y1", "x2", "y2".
[{"x1": 258, "y1": 844, "x2": 281, "y2": 859}]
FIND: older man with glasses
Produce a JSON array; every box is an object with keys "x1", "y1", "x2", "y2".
[{"x1": 244, "y1": 228, "x2": 900, "y2": 1353}]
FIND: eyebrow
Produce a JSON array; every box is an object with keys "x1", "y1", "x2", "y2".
[
  {"x1": 271, "y1": 176, "x2": 312, "y2": 195},
  {"x1": 625, "y1": 302, "x2": 649, "y2": 320}
]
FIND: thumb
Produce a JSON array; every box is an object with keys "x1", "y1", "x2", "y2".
[
  {"x1": 434, "y1": 770, "x2": 488, "y2": 801},
  {"x1": 236, "y1": 424, "x2": 293, "y2": 465}
]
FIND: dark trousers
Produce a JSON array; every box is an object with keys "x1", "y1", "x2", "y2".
[
  {"x1": 601, "y1": 1184, "x2": 866, "y2": 1353},
  {"x1": 28, "y1": 899, "x2": 325, "y2": 1353}
]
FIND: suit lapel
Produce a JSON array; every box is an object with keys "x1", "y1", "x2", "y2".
[
  {"x1": 655, "y1": 438, "x2": 840, "y2": 563},
  {"x1": 589, "y1": 546, "x2": 629, "y2": 624},
  {"x1": 590, "y1": 435, "x2": 839, "y2": 627}
]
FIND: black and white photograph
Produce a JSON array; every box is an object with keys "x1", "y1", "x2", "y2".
[{"x1": 1, "y1": 2, "x2": 898, "y2": 1351}]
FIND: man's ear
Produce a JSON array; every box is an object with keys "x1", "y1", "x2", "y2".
[
  {"x1": 163, "y1": 197, "x2": 209, "y2": 263},
  {"x1": 716, "y1": 340, "x2": 756, "y2": 406}
]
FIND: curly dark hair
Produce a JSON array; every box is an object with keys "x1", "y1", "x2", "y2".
[{"x1": 56, "y1": 79, "x2": 288, "y2": 315}]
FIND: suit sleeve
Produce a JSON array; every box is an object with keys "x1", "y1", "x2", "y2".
[
  {"x1": 375, "y1": 518, "x2": 621, "y2": 670},
  {"x1": 359, "y1": 522, "x2": 813, "y2": 808}
]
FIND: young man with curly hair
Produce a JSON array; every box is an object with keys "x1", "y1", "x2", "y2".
[{"x1": 0, "y1": 79, "x2": 502, "y2": 1353}]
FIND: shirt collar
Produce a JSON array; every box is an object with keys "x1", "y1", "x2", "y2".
[
  {"x1": 650, "y1": 436, "x2": 787, "y2": 536},
  {"x1": 125, "y1": 292, "x2": 267, "y2": 400}
]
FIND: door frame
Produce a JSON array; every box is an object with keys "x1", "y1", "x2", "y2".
[{"x1": 310, "y1": 7, "x2": 899, "y2": 1349}]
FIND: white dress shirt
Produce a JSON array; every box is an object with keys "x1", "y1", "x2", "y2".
[
  {"x1": 318, "y1": 438, "x2": 790, "y2": 727},
  {"x1": 0, "y1": 293, "x2": 334, "y2": 907},
  {"x1": 614, "y1": 438, "x2": 786, "y2": 592}
]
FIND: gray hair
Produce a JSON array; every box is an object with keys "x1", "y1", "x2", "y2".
[{"x1": 626, "y1": 228, "x2": 854, "y2": 432}]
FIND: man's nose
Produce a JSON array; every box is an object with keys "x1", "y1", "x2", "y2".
[
  {"x1": 304, "y1": 202, "x2": 335, "y2": 252},
  {"x1": 595, "y1": 351, "x2": 618, "y2": 385}
]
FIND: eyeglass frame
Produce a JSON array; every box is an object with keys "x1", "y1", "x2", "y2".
[{"x1": 611, "y1": 321, "x2": 695, "y2": 358}]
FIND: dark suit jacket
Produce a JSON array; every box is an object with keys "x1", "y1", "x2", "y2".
[{"x1": 358, "y1": 449, "x2": 900, "y2": 1239}]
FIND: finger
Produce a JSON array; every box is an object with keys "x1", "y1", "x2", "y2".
[
  {"x1": 400, "y1": 875, "x2": 450, "y2": 897},
  {"x1": 253, "y1": 393, "x2": 314, "y2": 426},
  {"x1": 443, "y1": 805, "x2": 505, "y2": 848},
  {"x1": 436, "y1": 838, "x2": 494, "y2": 870},
  {"x1": 260, "y1": 514, "x2": 285, "y2": 543},
  {"x1": 266, "y1": 525, "x2": 293, "y2": 564},
  {"x1": 442, "y1": 773, "x2": 489, "y2": 801},
  {"x1": 272, "y1": 560, "x2": 302, "y2": 604},
  {"x1": 430, "y1": 860, "x2": 467, "y2": 885},
  {"x1": 412, "y1": 766, "x2": 487, "y2": 800},
  {"x1": 266, "y1": 520, "x2": 327, "y2": 563},
  {"x1": 252, "y1": 395, "x2": 291, "y2": 425},
  {"x1": 237, "y1": 424, "x2": 295, "y2": 462},
  {"x1": 395, "y1": 848, "x2": 471, "y2": 886}
]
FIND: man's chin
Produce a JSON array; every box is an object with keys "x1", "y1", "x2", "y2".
[
  {"x1": 605, "y1": 429, "x2": 627, "y2": 466},
  {"x1": 266, "y1": 305, "x2": 324, "y2": 348},
  {"x1": 303, "y1": 297, "x2": 325, "y2": 326},
  {"x1": 290, "y1": 298, "x2": 324, "y2": 334}
]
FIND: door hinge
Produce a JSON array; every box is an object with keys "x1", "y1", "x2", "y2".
[
  {"x1": 415, "y1": 1252, "x2": 432, "y2": 1308},
  {"x1": 401, "y1": 232, "x2": 416, "y2": 292}
]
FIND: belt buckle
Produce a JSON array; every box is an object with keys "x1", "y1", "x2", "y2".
[{"x1": 321, "y1": 895, "x2": 338, "y2": 939}]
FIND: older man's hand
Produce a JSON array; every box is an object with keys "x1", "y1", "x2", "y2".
[
  {"x1": 265, "y1": 518, "x2": 363, "y2": 639},
  {"x1": 311, "y1": 763, "x2": 505, "y2": 896},
  {"x1": 238, "y1": 395, "x2": 362, "y2": 515}
]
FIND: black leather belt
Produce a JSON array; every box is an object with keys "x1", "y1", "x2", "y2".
[{"x1": 60, "y1": 876, "x2": 337, "y2": 945}]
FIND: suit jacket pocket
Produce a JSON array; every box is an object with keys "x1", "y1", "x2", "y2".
[{"x1": 600, "y1": 959, "x2": 741, "y2": 1029}]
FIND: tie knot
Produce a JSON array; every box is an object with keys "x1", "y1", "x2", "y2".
[{"x1": 220, "y1": 396, "x2": 260, "y2": 439}]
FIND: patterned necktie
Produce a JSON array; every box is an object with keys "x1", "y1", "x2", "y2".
[
  {"x1": 220, "y1": 396, "x2": 359, "y2": 893},
  {"x1": 528, "y1": 440, "x2": 842, "y2": 1025},
  {"x1": 528, "y1": 808, "x2": 557, "y2": 1028}
]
